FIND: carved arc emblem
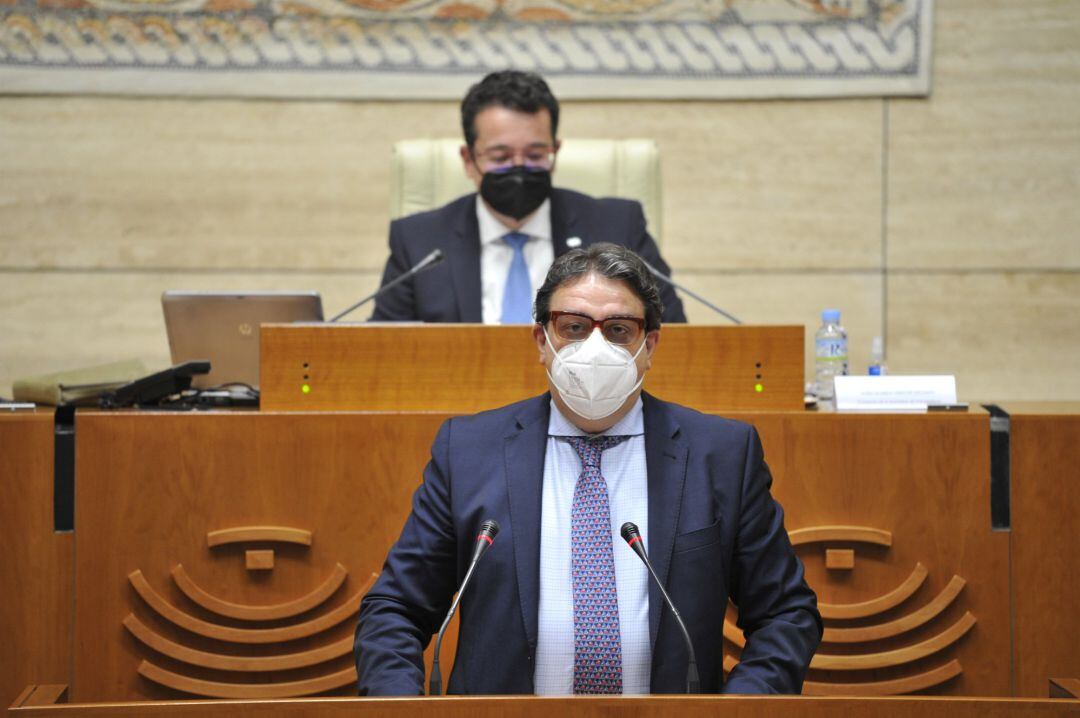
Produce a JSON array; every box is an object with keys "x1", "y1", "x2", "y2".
[
  {"x1": 124, "y1": 525, "x2": 377, "y2": 698},
  {"x1": 724, "y1": 525, "x2": 976, "y2": 696}
]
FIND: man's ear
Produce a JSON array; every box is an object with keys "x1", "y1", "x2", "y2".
[
  {"x1": 644, "y1": 330, "x2": 660, "y2": 370},
  {"x1": 532, "y1": 323, "x2": 548, "y2": 365},
  {"x1": 549, "y1": 138, "x2": 562, "y2": 174},
  {"x1": 461, "y1": 144, "x2": 482, "y2": 186}
]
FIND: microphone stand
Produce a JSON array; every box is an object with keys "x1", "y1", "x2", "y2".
[
  {"x1": 429, "y1": 519, "x2": 500, "y2": 696},
  {"x1": 329, "y1": 249, "x2": 444, "y2": 322},
  {"x1": 621, "y1": 522, "x2": 700, "y2": 693},
  {"x1": 639, "y1": 258, "x2": 743, "y2": 325}
]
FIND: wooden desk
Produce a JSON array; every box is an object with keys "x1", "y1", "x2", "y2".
[
  {"x1": 741, "y1": 410, "x2": 1007, "y2": 698},
  {"x1": 259, "y1": 324, "x2": 805, "y2": 412},
  {"x1": 55, "y1": 410, "x2": 1006, "y2": 701},
  {"x1": 0, "y1": 411, "x2": 72, "y2": 708},
  {"x1": 3, "y1": 405, "x2": 1078, "y2": 703},
  {"x1": 1004, "y1": 403, "x2": 1080, "y2": 698}
]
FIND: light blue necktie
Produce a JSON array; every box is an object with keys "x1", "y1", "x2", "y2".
[{"x1": 500, "y1": 232, "x2": 533, "y2": 324}]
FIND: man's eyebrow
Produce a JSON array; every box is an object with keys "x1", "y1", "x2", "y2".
[
  {"x1": 553, "y1": 310, "x2": 642, "y2": 321},
  {"x1": 483, "y1": 141, "x2": 553, "y2": 150}
]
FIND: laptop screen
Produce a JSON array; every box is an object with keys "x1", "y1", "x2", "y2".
[{"x1": 162, "y1": 291, "x2": 324, "y2": 390}]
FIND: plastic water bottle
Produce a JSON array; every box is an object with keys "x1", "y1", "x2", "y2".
[
  {"x1": 814, "y1": 309, "x2": 848, "y2": 400},
  {"x1": 868, "y1": 336, "x2": 887, "y2": 376}
]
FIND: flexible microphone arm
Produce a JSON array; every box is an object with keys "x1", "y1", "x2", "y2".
[
  {"x1": 620, "y1": 521, "x2": 700, "y2": 694},
  {"x1": 329, "y1": 248, "x2": 445, "y2": 322},
  {"x1": 429, "y1": 519, "x2": 500, "y2": 696},
  {"x1": 639, "y1": 258, "x2": 742, "y2": 326}
]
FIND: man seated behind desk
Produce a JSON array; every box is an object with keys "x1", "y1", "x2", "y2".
[
  {"x1": 354, "y1": 243, "x2": 821, "y2": 696},
  {"x1": 369, "y1": 70, "x2": 687, "y2": 325}
]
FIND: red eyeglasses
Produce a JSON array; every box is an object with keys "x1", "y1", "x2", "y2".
[{"x1": 548, "y1": 311, "x2": 646, "y2": 346}]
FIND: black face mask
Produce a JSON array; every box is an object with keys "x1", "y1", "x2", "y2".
[{"x1": 479, "y1": 166, "x2": 552, "y2": 221}]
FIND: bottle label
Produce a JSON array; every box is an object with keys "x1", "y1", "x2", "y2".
[{"x1": 816, "y1": 339, "x2": 847, "y2": 362}]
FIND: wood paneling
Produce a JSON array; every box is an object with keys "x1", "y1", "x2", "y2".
[
  {"x1": 72, "y1": 412, "x2": 448, "y2": 702},
  {"x1": 259, "y1": 325, "x2": 805, "y2": 412},
  {"x1": 732, "y1": 412, "x2": 1010, "y2": 697},
  {"x1": 66, "y1": 409, "x2": 1012, "y2": 701},
  {"x1": 13, "y1": 405, "x2": 1076, "y2": 700},
  {"x1": 1008, "y1": 408, "x2": 1080, "y2": 697},
  {"x1": 7, "y1": 694, "x2": 1077, "y2": 718},
  {"x1": 0, "y1": 412, "x2": 73, "y2": 708}
]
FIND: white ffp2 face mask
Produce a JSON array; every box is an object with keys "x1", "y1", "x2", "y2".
[{"x1": 545, "y1": 327, "x2": 646, "y2": 421}]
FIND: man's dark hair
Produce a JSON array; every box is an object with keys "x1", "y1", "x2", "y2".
[
  {"x1": 534, "y1": 243, "x2": 664, "y2": 332},
  {"x1": 461, "y1": 71, "x2": 560, "y2": 149}
]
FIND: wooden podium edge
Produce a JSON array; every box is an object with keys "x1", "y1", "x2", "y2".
[{"x1": 8, "y1": 693, "x2": 1079, "y2": 717}]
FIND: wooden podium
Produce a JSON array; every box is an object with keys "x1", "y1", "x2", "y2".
[
  {"x1": 259, "y1": 324, "x2": 805, "y2": 412},
  {"x1": 5, "y1": 406, "x2": 1080, "y2": 704},
  {"x1": 1, "y1": 410, "x2": 1020, "y2": 703},
  {"x1": 4, "y1": 354, "x2": 1079, "y2": 705},
  {"x1": 10, "y1": 691, "x2": 1077, "y2": 717}
]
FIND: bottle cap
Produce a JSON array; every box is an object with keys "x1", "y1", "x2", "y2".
[{"x1": 822, "y1": 309, "x2": 841, "y2": 323}]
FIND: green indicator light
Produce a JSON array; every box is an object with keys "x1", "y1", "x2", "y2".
[
  {"x1": 754, "y1": 383, "x2": 764, "y2": 393},
  {"x1": 301, "y1": 384, "x2": 311, "y2": 394}
]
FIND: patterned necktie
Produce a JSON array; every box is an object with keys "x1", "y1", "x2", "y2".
[
  {"x1": 500, "y1": 232, "x2": 532, "y2": 324},
  {"x1": 563, "y1": 434, "x2": 631, "y2": 694}
]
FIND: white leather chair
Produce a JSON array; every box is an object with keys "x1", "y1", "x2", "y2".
[{"x1": 390, "y1": 138, "x2": 664, "y2": 243}]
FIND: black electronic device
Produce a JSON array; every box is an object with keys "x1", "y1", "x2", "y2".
[{"x1": 99, "y1": 361, "x2": 211, "y2": 409}]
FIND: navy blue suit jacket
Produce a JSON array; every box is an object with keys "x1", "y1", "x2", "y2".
[
  {"x1": 369, "y1": 188, "x2": 687, "y2": 323},
  {"x1": 354, "y1": 392, "x2": 821, "y2": 695}
]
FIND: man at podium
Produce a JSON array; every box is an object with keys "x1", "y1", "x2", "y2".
[
  {"x1": 369, "y1": 70, "x2": 687, "y2": 325},
  {"x1": 355, "y1": 243, "x2": 820, "y2": 696}
]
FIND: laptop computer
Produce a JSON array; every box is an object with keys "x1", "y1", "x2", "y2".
[{"x1": 162, "y1": 291, "x2": 324, "y2": 390}]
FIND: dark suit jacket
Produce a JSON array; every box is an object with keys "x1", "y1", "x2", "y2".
[
  {"x1": 354, "y1": 392, "x2": 821, "y2": 696},
  {"x1": 370, "y1": 188, "x2": 687, "y2": 323}
]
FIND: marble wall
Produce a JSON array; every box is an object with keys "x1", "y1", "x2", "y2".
[{"x1": 1, "y1": 0, "x2": 1078, "y2": 402}]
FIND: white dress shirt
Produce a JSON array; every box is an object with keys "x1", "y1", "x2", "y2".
[
  {"x1": 476, "y1": 197, "x2": 555, "y2": 325},
  {"x1": 534, "y1": 397, "x2": 652, "y2": 695}
]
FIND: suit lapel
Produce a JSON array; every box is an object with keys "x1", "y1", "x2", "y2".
[
  {"x1": 550, "y1": 189, "x2": 578, "y2": 257},
  {"x1": 642, "y1": 392, "x2": 688, "y2": 649},
  {"x1": 449, "y1": 196, "x2": 483, "y2": 322},
  {"x1": 504, "y1": 395, "x2": 551, "y2": 653}
]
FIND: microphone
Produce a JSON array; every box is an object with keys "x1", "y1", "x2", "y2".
[
  {"x1": 620, "y1": 521, "x2": 700, "y2": 694},
  {"x1": 329, "y1": 248, "x2": 445, "y2": 322},
  {"x1": 638, "y1": 258, "x2": 742, "y2": 325},
  {"x1": 429, "y1": 519, "x2": 500, "y2": 696}
]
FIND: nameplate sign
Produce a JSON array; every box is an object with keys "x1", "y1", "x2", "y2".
[{"x1": 834, "y1": 375, "x2": 958, "y2": 412}]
